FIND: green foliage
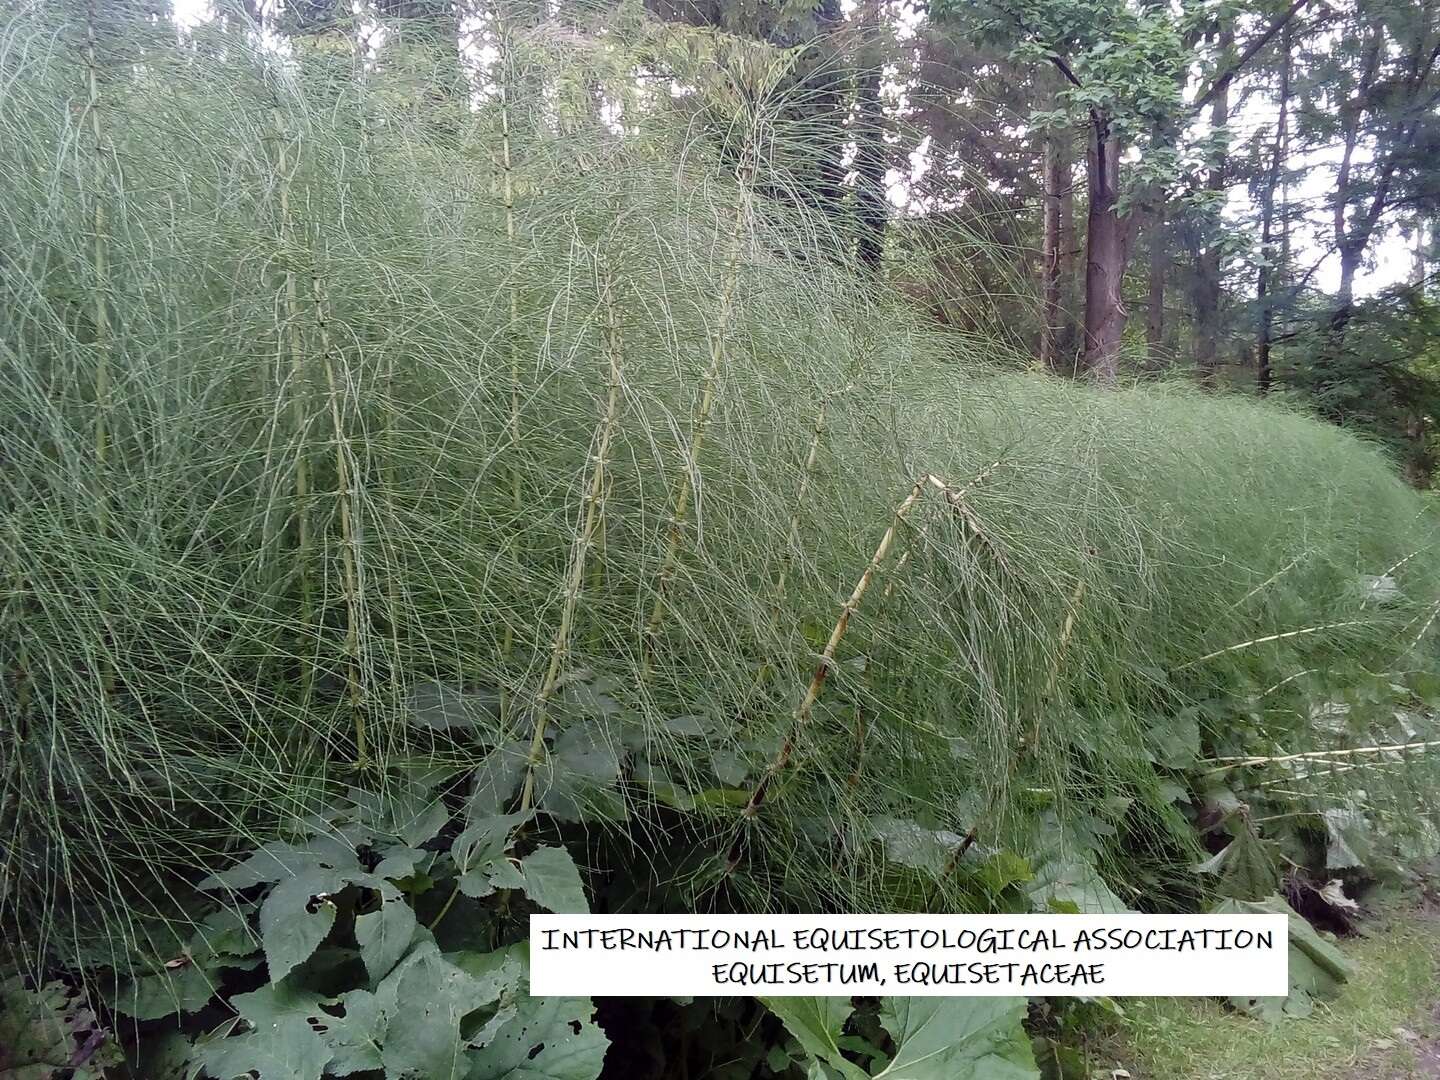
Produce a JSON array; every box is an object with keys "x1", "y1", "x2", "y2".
[
  {"x1": 0, "y1": 978, "x2": 121, "y2": 1079},
  {"x1": 762, "y1": 995, "x2": 1038, "y2": 1079},
  {"x1": 1280, "y1": 285, "x2": 1440, "y2": 477},
  {"x1": 1213, "y1": 896, "x2": 1355, "y2": 1022},
  {"x1": 4, "y1": 3, "x2": 1440, "y2": 1077},
  {"x1": 100, "y1": 778, "x2": 605, "y2": 1079}
]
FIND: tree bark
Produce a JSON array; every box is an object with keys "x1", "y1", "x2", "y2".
[
  {"x1": 1082, "y1": 111, "x2": 1129, "y2": 384},
  {"x1": 1256, "y1": 25, "x2": 1291, "y2": 395},
  {"x1": 1059, "y1": 149, "x2": 1078, "y2": 357},
  {"x1": 1040, "y1": 126, "x2": 1066, "y2": 369},
  {"x1": 853, "y1": 64, "x2": 887, "y2": 271},
  {"x1": 1193, "y1": 23, "x2": 1233, "y2": 387},
  {"x1": 1145, "y1": 207, "x2": 1167, "y2": 364},
  {"x1": 1322, "y1": 33, "x2": 1382, "y2": 361}
]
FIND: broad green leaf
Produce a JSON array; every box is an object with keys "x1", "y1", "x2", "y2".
[
  {"x1": 375, "y1": 941, "x2": 506, "y2": 1080},
  {"x1": 710, "y1": 749, "x2": 749, "y2": 786},
  {"x1": 198, "y1": 1025, "x2": 329, "y2": 1080},
  {"x1": 467, "y1": 992, "x2": 608, "y2": 1080},
  {"x1": 1144, "y1": 715, "x2": 1201, "y2": 769},
  {"x1": 519, "y1": 846, "x2": 589, "y2": 914},
  {"x1": 874, "y1": 997, "x2": 1037, "y2": 1079},
  {"x1": 468, "y1": 741, "x2": 530, "y2": 821},
  {"x1": 374, "y1": 845, "x2": 429, "y2": 881},
  {"x1": 356, "y1": 891, "x2": 419, "y2": 982},
  {"x1": 1323, "y1": 807, "x2": 1371, "y2": 870},
  {"x1": 409, "y1": 680, "x2": 502, "y2": 732},
  {"x1": 1025, "y1": 857, "x2": 1128, "y2": 914},
  {"x1": 200, "y1": 986, "x2": 332, "y2": 1080},
  {"x1": 395, "y1": 795, "x2": 451, "y2": 849},
  {"x1": 552, "y1": 724, "x2": 622, "y2": 784},
  {"x1": 260, "y1": 870, "x2": 343, "y2": 982},
  {"x1": 1214, "y1": 895, "x2": 1353, "y2": 1022},
  {"x1": 977, "y1": 851, "x2": 1034, "y2": 895},
  {"x1": 312, "y1": 989, "x2": 385, "y2": 1076},
  {"x1": 453, "y1": 812, "x2": 529, "y2": 899},
  {"x1": 230, "y1": 983, "x2": 329, "y2": 1028},
  {"x1": 869, "y1": 817, "x2": 967, "y2": 875},
  {"x1": 1192, "y1": 819, "x2": 1278, "y2": 900},
  {"x1": 352, "y1": 784, "x2": 451, "y2": 848},
  {"x1": 448, "y1": 944, "x2": 528, "y2": 1003},
  {"x1": 198, "y1": 841, "x2": 353, "y2": 891},
  {"x1": 759, "y1": 998, "x2": 868, "y2": 1080},
  {"x1": 111, "y1": 964, "x2": 217, "y2": 1020},
  {"x1": 193, "y1": 905, "x2": 259, "y2": 960}
]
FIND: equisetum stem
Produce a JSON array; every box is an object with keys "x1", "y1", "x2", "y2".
[
  {"x1": 1027, "y1": 575, "x2": 1088, "y2": 751},
  {"x1": 519, "y1": 254, "x2": 626, "y2": 813},
  {"x1": 725, "y1": 478, "x2": 926, "y2": 870},
  {"x1": 274, "y1": 107, "x2": 313, "y2": 705},
  {"x1": 1206, "y1": 738, "x2": 1440, "y2": 774},
  {"x1": 85, "y1": 0, "x2": 112, "y2": 694},
  {"x1": 1179, "y1": 620, "x2": 1370, "y2": 669},
  {"x1": 772, "y1": 399, "x2": 828, "y2": 602},
  {"x1": 354, "y1": 7, "x2": 399, "y2": 672},
  {"x1": 1044, "y1": 578, "x2": 1087, "y2": 701},
  {"x1": 314, "y1": 265, "x2": 367, "y2": 768},
  {"x1": 497, "y1": 15, "x2": 522, "y2": 713},
  {"x1": 641, "y1": 149, "x2": 754, "y2": 678}
]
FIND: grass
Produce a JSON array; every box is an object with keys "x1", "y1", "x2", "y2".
[{"x1": 1105, "y1": 895, "x2": 1440, "y2": 1079}]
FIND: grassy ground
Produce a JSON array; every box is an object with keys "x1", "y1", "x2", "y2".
[{"x1": 1095, "y1": 893, "x2": 1440, "y2": 1080}]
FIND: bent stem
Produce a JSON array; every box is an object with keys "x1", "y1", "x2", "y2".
[{"x1": 725, "y1": 478, "x2": 927, "y2": 872}]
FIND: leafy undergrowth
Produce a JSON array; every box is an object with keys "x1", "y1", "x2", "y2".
[{"x1": 1098, "y1": 890, "x2": 1440, "y2": 1080}]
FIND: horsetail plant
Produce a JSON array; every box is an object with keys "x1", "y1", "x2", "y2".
[
  {"x1": 726, "y1": 478, "x2": 928, "y2": 872},
  {"x1": 273, "y1": 104, "x2": 315, "y2": 704},
  {"x1": 520, "y1": 250, "x2": 628, "y2": 813},
  {"x1": 497, "y1": 10, "x2": 524, "y2": 693},
  {"x1": 84, "y1": 0, "x2": 112, "y2": 694},
  {"x1": 640, "y1": 130, "x2": 758, "y2": 678},
  {"x1": 314, "y1": 254, "x2": 369, "y2": 768},
  {"x1": 6, "y1": 1, "x2": 1440, "y2": 986}
]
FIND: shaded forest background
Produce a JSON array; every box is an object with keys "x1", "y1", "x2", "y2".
[{"x1": 210, "y1": 0, "x2": 1440, "y2": 481}]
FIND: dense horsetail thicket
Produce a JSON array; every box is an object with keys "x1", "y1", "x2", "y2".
[{"x1": 2, "y1": 2, "x2": 1440, "y2": 1076}]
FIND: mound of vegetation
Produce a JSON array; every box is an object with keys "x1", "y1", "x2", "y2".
[{"x1": 1, "y1": 3, "x2": 1439, "y2": 1078}]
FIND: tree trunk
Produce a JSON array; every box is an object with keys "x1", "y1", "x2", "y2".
[
  {"x1": 1082, "y1": 111, "x2": 1128, "y2": 384},
  {"x1": 853, "y1": 65, "x2": 887, "y2": 271},
  {"x1": 1330, "y1": 246, "x2": 1362, "y2": 339},
  {"x1": 1040, "y1": 127, "x2": 1066, "y2": 369},
  {"x1": 1059, "y1": 149, "x2": 1078, "y2": 358},
  {"x1": 1145, "y1": 207, "x2": 1167, "y2": 364},
  {"x1": 1194, "y1": 23, "x2": 1233, "y2": 387},
  {"x1": 1256, "y1": 25, "x2": 1290, "y2": 396}
]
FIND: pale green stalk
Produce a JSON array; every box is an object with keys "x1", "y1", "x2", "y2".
[{"x1": 520, "y1": 253, "x2": 627, "y2": 813}]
